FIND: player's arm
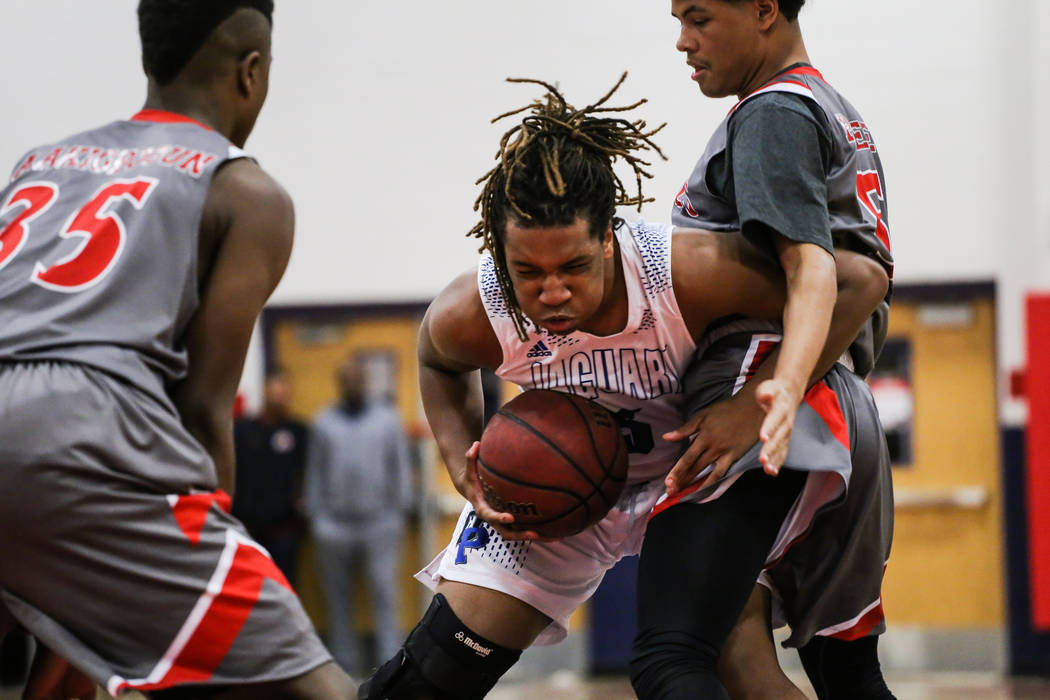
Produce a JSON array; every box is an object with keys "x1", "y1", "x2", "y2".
[
  {"x1": 171, "y1": 159, "x2": 294, "y2": 495},
  {"x1": 668, "y1": 231, "x2": 888, "y2": 491},
  {"x1": 765, "y1": 235, "x2": 837, "y2": 434},
  {"x1": 738, "y1": 248, "x2": 885, "y2": 468},
  {"x1": 674, "y1": 234, "x2": 836, "y2": 446},
  {"x1": 418, "y1": 271, "x2": 538, "y2": 539},
  {"x1": 672, "y1": 229, "x2": 789, "y2": 332}
]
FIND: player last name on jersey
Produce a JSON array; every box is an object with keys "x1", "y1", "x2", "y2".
[
  {"x1": 11, "y1": 144, "x2": 220, "y2": 181},
  {"x1": 527, "y1": 343, "x2": 682, "y2": 402}
]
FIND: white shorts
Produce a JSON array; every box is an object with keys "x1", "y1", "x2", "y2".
[{"x1": 416, "y1": 479, "x2": 665, "y2": 645}]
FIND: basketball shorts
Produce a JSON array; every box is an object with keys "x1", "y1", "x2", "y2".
[
  {"x1": 417, "y1": 478, "x2": 666, "y2": 646},
  {"x1": 0, "y1": 361, "x2": 331, "y2": 695},
  {"x1": 678, "y1": 330, "x2": 893, "y2": 647},
  {"x1": 760, "y1": 365, "x2": 893, "y2": 646}
]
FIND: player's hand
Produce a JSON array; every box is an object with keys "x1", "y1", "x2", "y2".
[
  {"x1": 22, "y1": 643, "x2": 96, "y2": 700},
  {"x1": 462, "y1": 442, "x2": 544, "y2": 541},
  {"x1": 754, "y1": 378, "x2": 802, "y2": 475},
  {"x1": 662, "y1": 393, "x2": 764, "y2": 496}
]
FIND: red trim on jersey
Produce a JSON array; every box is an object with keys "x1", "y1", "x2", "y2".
[
  {"x1": 782, "y1": 65, "x2": 824, "y2": 81},
  {"x1": 112, "y1": 542, "x2": 292, "y2": 693},
  {"x1": 171, "y1": 490, "x2": 233, "y2": 547},
  {"x1": 130, "y1": 109, "x2": 214, "y2": 131},
  {"x1": 729, "y1": 65, "x2": 825, "y2": 115},
  {"x1": 803, "y1": 381, "x2": 850, "y2": 452},
  {"x1": 829, "y1": 599, "x2": 886, "y2": 641}
]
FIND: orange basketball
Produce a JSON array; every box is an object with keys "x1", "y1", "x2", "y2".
[{"x1": 476, "y1": 389, "x2": 628, "y2": 538}]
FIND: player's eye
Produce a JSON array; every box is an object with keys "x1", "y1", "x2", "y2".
[{"x1": 513, "y1": 268, "x2": 541, "y2": 280}]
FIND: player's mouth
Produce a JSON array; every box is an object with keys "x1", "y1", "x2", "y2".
[
  {"x1": 541, "y1": 316, "x2": 575, "y2": 334},
  {"x1": 688, "y1": 61, "x2": 708, "y2": 81}
]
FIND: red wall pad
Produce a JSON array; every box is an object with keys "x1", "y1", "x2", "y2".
[{"x1": 1027, "y1": 293, "x2": 1050, "y2": 630}]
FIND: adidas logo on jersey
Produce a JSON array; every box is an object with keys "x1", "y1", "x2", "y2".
[{"x1": 526, "y1": 341, "x2": 553, "y2": 358}]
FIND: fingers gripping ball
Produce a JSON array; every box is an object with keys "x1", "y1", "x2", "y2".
[{"x1": 477, "y1": 389, "x2": 629, "y2": 538}]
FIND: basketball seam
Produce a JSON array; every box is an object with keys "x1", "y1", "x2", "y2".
[
  {"x1": 609, "y1": 428, "x2": 627, "y2": 483},
  {"x1": 562, "y1": 396, "x2": 622, "y2": 509},
  {"x1": 493, "y1": 407, "x2": 604, "y2": 493},
  {"x1": 476, "y1": 453, "x2": 589, "y2": 502}
]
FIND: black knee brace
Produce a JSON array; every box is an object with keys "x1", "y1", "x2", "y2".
[{"x1": 358, "y1": 594, "x2": 521, "y2": 700}]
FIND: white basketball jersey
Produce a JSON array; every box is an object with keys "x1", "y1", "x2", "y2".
[{"x1": 478, "y1": 219, "x2": 696, "y2": 484}]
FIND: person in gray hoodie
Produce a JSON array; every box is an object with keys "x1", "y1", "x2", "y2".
[{"x1": 305, "y1": 352, "x2": 414, "y2": 678}]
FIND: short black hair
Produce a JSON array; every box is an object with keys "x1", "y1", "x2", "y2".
[
  {"x1": 726, "y1": 0, "x2": 806, "y2": 21},
  {"x1": 138, "y1": 0, "x2": 274, "y2": 85},
  {"x1": 779, "y1": 0, "x2": 806, "y2": 21}
]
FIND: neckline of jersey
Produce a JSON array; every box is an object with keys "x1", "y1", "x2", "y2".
[
  {"x1": 743, "y1": 63, "x2": 824, "y2": 99},
  {"x1": 130, "y1": 109, "x2": 214, "y2": 131},
  {"x1": 728, "y1": 64, "x2": 824, "y2": 116},
  {"x1": 771, "y1": 63, "x2": 824, "y2": 83}
]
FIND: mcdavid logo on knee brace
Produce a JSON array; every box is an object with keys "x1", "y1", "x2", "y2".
[{"x1": 455, "y1": 631, "x2": 493, "y2": 657}]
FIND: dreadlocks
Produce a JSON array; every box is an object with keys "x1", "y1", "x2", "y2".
[{"x1": 469, "y1": 72, "x2": 666, "y2": 340}]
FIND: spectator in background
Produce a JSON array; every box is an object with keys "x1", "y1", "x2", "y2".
[
  {"x1": 232, "y1": 369, "x2": 309, "y2": 586},
  {"x1": 305, "y1": 352, "x2": 414, "y2": 678}
]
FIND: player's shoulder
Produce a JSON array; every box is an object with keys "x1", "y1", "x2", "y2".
[
  {"x1": 5, "y1": 120, "x2": 118, "y2": 179},
  {"x1": 670, "y1": 227, "x2": 725, "y2": 268},
  {"x1": 421, "y1": 268, "x2": 501, "y2": 371},
  {"x1": 432, "y1": 267, "x2": 483, "y2": 316},
  {"x1": 732, "y1": 90, "x2": 829, "y2": 132},
  {"x1": 202, "y1": 157, "x2": 294, "y2": 259},
  {"x1": 210, "y1": 158, "x2": 292, "y2": 216},
  {"x1": 426, "y1": 267, "x2": 489, "y2": 340}
]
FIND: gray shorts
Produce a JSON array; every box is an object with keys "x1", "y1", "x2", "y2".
[
  {"x1": 761, "y1": 366, "x2": 893, "y2": 647},
  {"x1": 0, "y1": 361, "x2": 331, "y2": 694},
  {"x1": 682, "y1": 331, "x2": 893, "y2": 647}
]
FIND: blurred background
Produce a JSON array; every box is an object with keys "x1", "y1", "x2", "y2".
[{"x1": 1, "y1": 1, "x2": 1048, "y2": 696}]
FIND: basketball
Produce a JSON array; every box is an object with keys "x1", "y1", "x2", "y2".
[{"x1": 476, "y1": 389, "x2": 629, "y2": 538}]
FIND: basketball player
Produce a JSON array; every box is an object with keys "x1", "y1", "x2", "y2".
[
  {"x1": 631, "y1": 1, "x2": 895, "y2": 697},
  {"x1": 358, "y1": 75, "x2": 889, "y2": 699},
  {"x1": 0, "y1": 2, "x2": 354, "y2": 697}
]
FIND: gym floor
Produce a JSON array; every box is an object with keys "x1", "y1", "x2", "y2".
[
  {"x1": 4, "y1": 672, "x2": 1050, "y2": 699},
  {"x1": 489, "y1": 671, "x2": 1050, "y2": 699}
]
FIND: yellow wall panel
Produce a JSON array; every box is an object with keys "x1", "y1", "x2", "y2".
[{"x1": 880, "y1": 298, "x2": 1004, "y2": 626}]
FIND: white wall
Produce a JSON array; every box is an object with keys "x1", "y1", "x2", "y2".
[{"x1": 1, "y1": 1, "x2": 1046, "y2": 419}]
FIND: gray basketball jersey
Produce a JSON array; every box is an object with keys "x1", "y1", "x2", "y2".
[
  {"x1": 672, "y1": 66, "x2": 893, "y2": 374},
  {"x1": 0, "y1": 110, "x2": 244, "y2": 404}
]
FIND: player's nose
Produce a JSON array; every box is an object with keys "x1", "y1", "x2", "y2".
[
  {"x1": 538, "y1": 276, "x2": 571, "y2": 306},
  {"x1": 676, "y1": 28, "x2": 695, "y2": 53}
]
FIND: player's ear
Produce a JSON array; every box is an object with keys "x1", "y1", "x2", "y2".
[
  {"x1": 236, "y1": 50, "x2": 263, "y2": 98},
  {"x1": 602, "y1": 225, "x2": 615, "y2": 258},
  {"x1": 755, "y1": 0, "x2": 779, "y2": 29}
]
